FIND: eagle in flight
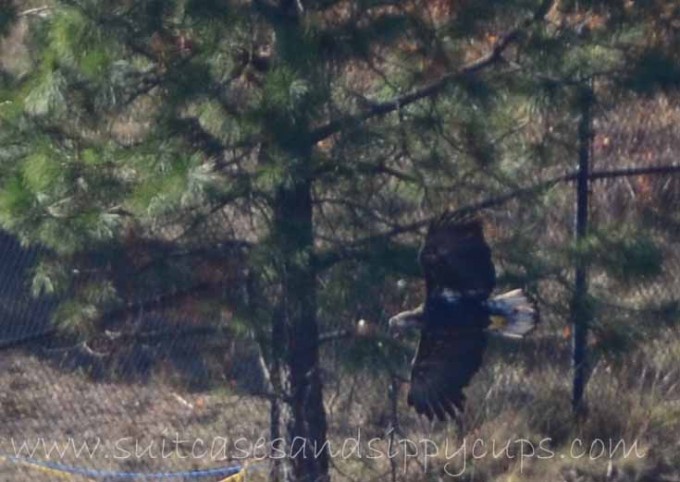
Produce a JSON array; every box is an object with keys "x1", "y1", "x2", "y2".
[{"x1": 389, "y1": 211, "x2": 538, "y2": 421}]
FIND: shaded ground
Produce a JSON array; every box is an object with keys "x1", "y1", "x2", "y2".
[{"x1": 0, "y1": 348, "x2": 269, "y2": 481}]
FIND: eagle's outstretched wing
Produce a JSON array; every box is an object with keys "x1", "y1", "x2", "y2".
[
  {"x1": 418, "y1": 211, "x2": 495, "y2": 298},
  {"x1": 393, "y1": 212, "x2": 537, "y2": 421},
  {"x1": 406, "y1": 301, "x2": 488, "y2": 421}
]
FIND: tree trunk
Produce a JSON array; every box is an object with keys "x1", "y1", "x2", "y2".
[
  {"x1": 269, "y1": 306, "x2": 284, "y2": 482},
  {"x1": 266, "y1": 2, "x2": 329, "y2": 477},
  {"x1": 273, "y1": 178, "x2": 329, "y2": 482}
]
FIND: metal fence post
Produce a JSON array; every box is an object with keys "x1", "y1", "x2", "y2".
[{"x1": 572, "y1": 83, "x2": 594, "y2": 412}]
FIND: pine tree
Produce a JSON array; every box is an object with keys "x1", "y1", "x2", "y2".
[{"x1": 1, "y1": 1, "x2": 678, "y2": 480}]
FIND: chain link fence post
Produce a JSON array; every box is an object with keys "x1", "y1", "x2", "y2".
[{"x1": 571, "y1": 82, "x2": 594, "y2": 413}]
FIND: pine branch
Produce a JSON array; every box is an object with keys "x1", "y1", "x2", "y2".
[
  {"x1": 314, "y1": 161, "x2": 680, "y2": 271},
  {"x1": 309, "y1": 0, "x2": 556, "y2": 145},
  {"x1": 318, "y1": 155, "x2": 418, "y2": 183}
]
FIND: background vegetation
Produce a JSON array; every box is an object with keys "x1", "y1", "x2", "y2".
[{"x1": 0, "y1": 0, "x2": 679, "y2": 481}]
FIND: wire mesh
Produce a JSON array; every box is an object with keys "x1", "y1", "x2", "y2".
[{"x1": 0, "y1": 165, "x2": 679, "y2": 481}]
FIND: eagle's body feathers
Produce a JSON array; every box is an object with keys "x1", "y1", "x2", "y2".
[{"x1": 389, "y1": 211, "x2": 538, "y2": 422}]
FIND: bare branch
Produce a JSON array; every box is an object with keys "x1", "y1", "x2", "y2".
[{"x1": 18, "y1": 6, "x2": 52, "y2": 17}]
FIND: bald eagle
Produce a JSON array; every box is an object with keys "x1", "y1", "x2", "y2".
[{"x1": 389, "y1": 211, "x2": 538, "y2": 421}]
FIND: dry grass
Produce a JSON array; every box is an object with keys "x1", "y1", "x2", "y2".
[
  {"x1": 0, "y1": 349, "x2": 270, "y2": 481},
  {"x1": 324, "y1": 326, "x2": 679, "y2": 482},
  {"x1": 1, "y1": 325, "x2": 677, "y2": 482}
]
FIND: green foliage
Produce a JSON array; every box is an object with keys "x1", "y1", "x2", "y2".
[
  {"x1": 22, "y1": 148, "x2": 63, "y2": 194},
  {"x1": 0, "y1": 7, "x2": 678, "y2": 464},
  {"x1": 80, "y1": 279, "x2": 120, "y2": 307},
  {"x1": 601, "y1": 237, "x2": 664, "y2": 283},
  {"x1": 32, "y1": 259, "x2": 72, "y2": 297},
  {"x1": 574, "y1": 227, "x2": 664, "y2": 284},
  {"x1": 262, "y1": 66, "x2": 313, "y2": 129},
  {"x1": 23, "y1": 69, "x2": 67, "y2": 117},
  {"x1": 0, "y1": 175, "x2": 35, "y2": 228},
  {"x1": 53, "y1": 298, "x2": 99, "y2": 335}
]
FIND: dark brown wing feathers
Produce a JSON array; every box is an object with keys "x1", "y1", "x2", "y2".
[
  {"x1": 407, "y1": 324, "x2": 487, "y2": 421},
  {"x1": 407, "y1": 211, "x2": 495, "y2": 421},
  {"x1": 418, "y1": 211, "x2": 495, "y2": 297}
]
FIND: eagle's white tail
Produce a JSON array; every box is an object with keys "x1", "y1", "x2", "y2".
[{"x1": 486, "y1": 289, "x2": 539, "y2": 338}]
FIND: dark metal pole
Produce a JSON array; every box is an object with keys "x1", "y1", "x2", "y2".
[{"x1": 572, "y1": 84, "x2": 593, "y2": 412}]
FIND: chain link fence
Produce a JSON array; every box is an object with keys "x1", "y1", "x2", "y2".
[
  {"x1": 319, "y1": 162, "x2": 680, "y2": 481},
  {"x1": 1, "y1": 118, "x2": 679, "y2": 480}
]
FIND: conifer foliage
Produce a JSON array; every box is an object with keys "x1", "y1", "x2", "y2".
[{"x1": 1, "y1": 1, "x2": 678, "y2": 481}]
